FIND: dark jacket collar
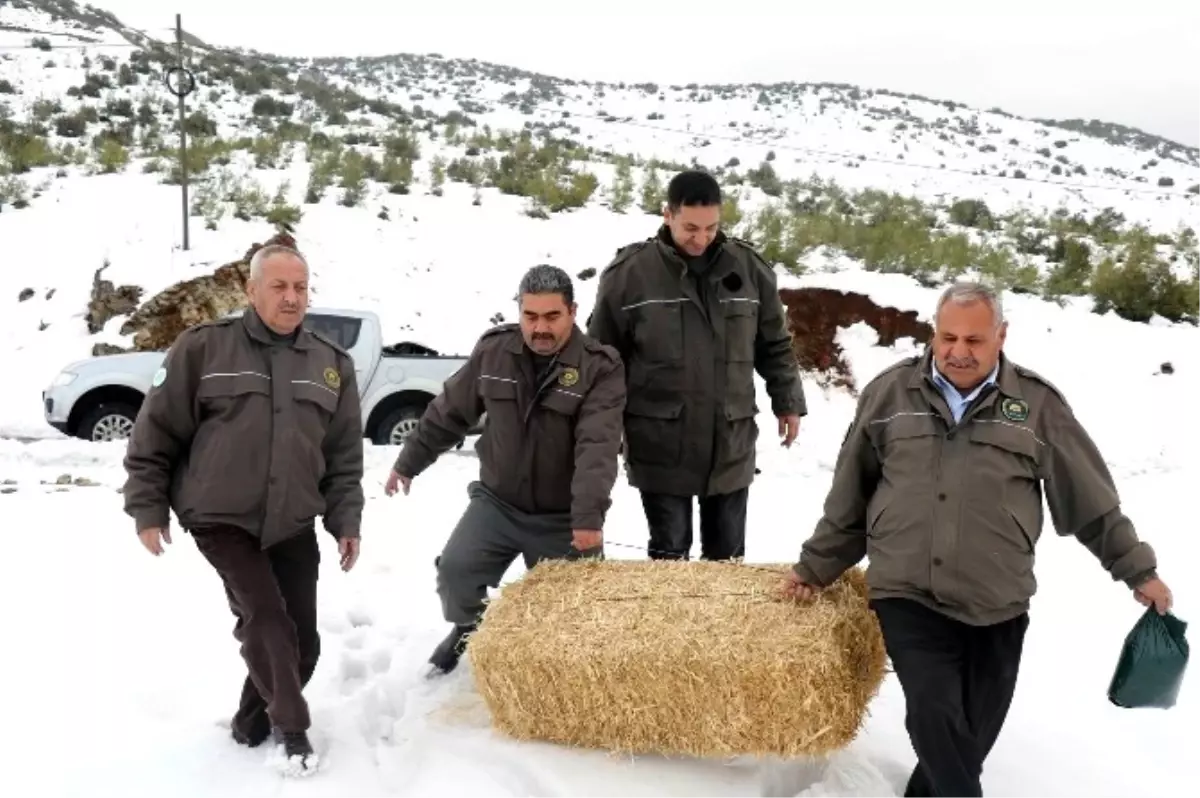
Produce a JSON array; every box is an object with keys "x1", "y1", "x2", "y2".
[
  {"x1": 505, "y1": 323, "x2": 586, "y2": 366},
  {"x1": 240, "y1": 306, "x2": 315, "y2": 350}
]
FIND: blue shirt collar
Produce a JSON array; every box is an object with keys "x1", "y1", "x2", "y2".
[{"x1": 931, "y1": 360, "x2": 1000, "y2": 400}]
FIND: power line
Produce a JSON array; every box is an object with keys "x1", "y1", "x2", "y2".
[{"x1": 526, "y1": 101, "x2": 1199, "y2": 200}]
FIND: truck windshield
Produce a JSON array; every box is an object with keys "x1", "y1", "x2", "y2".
[{"x1": 304, "y1": 314, "x2": 362, "y2": 349}]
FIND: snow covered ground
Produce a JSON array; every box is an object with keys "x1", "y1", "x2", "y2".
[{"x1": 2, "y1": 238, "x2": 1196, "y2": 795}]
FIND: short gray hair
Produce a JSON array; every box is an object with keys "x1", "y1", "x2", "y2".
[
  {"x1": 249, "y1": 244, "x2": 308, "y2": 281},
  {"x1": 518, "y1": 264, "x2": 574, "y2": 306},
  {"x1": 935, "y1": 280, "x2": 1005, "y2": 328}
]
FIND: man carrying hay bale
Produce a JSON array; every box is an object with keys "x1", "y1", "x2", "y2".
[
  {"x1": 386, "y1": 265, "x2": 627, "y2": 676},
  {"x1": 783, "y1": 281, "x2": 1174, "y2": 797}
]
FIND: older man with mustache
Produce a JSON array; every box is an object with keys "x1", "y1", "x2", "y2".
[
  {"x1": 782, "y1": 280, "x2": 1173, "y2": 797},
  {"x1": 122, "y1": 244, "x2": 365, "y2": 773}
]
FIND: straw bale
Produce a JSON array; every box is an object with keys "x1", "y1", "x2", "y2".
[{"x1": 467, "y1": 559, "x2": 887, "y2": 759}]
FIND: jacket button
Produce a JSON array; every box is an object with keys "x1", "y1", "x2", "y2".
[
  {"x1": 933, "y1": 557, "x2": 944, "y2": 567},
  {"x1": 269, "y1": 477, "x2": 277, "y2": 485},
  {"x1": 947, "y1": 432, "x2": 956, "y2": 441},
  {"x1": 275, "y1": 406, "x2": 282, "y2": 414},
  {"x1": 938, "y1": 492, "x2": 947, "y2": 501}
]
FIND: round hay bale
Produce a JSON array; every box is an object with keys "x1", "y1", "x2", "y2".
[{"x1": 467, "y1": 559, "x2": 887, "y2": 759}]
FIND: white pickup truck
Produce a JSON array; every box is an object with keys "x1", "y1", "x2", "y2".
[{"x1": 41, "y1": 307, "x2": 480, "y2": 446}]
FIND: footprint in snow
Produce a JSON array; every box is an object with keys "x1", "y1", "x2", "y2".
[
  {"x1": 370, "y1": 647, "x2": 393, "y2": 675},
  {"x1": 339, "y1": 652, "x2": 370, "y2": 693}
]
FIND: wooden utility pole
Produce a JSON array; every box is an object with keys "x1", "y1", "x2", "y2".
[{"x1": 175, "y1": 13, "x2": 189, "y2": 250}]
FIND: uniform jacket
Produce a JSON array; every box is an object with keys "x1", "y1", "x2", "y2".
[
  {"x1": 392, "y1": 324, "x2": 626, "y2": 530},
  {"x1": 793, "y1": 349, "x2": 1158, "y2": 626},
  {"x1": 586, "y1": 227, "x2": 806, "y2": 497},
  {"x1": 122, "y1": 308, "x2": 365, "y2": 547}
]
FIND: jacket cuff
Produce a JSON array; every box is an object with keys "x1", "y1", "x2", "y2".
[
  {"x1": 571, "y1": 511, "x2": 604, "y2": 531},
  {"x1": 1125, "y1": 568, "x2": 1157, "y2": 589},
  {"x1": 771, "y1": 385, "x2": 808, "y2": 418},
  {"x1": 134, "y1": 509, "x2": 170, "y2": 532},
  {"x1": 792, "y1": 560, "x2": 823, "y2": 587},
  {"x1": 392, "y1": 448, "x2": 424, "y2": 480}
]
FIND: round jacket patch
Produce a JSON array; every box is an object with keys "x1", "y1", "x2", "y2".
[
  {"x1": 151, "y1": 367, "x2": 166, "y2": 388},
  {"x1": 1001, "y1": 397, "x2": 1029, "y2": 422}
]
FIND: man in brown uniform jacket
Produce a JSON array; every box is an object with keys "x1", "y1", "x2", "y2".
[
  {"x1": 587, "y1": 170, "x2": 806, "y2": 561},
  {"x1": 385, "y1": 265, "x2": 626, "y2": 676},
  {"x1": 783, "y1": 281, "x2": 1174, "y2": 798},
  {"x1": 122, "y1": 244, "x2": 365, "y2": 771}
]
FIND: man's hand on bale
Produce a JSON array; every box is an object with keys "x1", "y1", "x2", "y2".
[{"x1": 779, "y1": 569, "x2": 818, "y2": 602}]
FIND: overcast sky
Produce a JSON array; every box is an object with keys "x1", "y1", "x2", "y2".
[{"x1": 98, "y1": 0, "x2": 1200, "y2": 146}]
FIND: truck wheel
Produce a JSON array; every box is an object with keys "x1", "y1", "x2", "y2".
[
  {"x1": 373, "y1": 403, "x2": 426, "y2": 446},
  {"x1": 76, "y1": 401, "x2": 139, "y2": 442}
]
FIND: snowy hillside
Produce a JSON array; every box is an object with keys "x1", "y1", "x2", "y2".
[{"x1": 1, "y1": 1, "x2": 1198, "y2": 796}]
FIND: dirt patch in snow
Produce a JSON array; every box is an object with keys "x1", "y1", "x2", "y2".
[{"x1": 780, "y1": 287, "x2": 932, "y2": 391}]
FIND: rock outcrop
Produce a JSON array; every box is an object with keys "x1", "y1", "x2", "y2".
[
  {"x1": 779, "y1": 287, "x2": 933, "y2": 392},
  {"x1": 117, "y1": 231, "x2": 298, "y2": 351},
  {"x1": 85, "y1": 262, "x2": 143, "y2": 333}
]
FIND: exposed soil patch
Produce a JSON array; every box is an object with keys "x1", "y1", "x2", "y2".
[{"x1": 780, "y1": 287, "x2": 932, "y2": 391}]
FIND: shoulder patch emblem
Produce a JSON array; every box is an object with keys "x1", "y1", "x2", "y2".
[
  {"x1": 1000, "y1": 397, "x2": 1029, "y2": 422},
  {"x1": 558, "y1": 367, "x2": 580, "y2": 387},
  {"x1": 323, "y1": 366, "x2": 341, "y2": 390},
  {"x1": 151, "y1": 367, "x2": 166, "y2": 388}
]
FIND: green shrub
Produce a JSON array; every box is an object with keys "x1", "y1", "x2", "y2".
[
  {"x1": 608, "y1": 156, "x2": 634, "y2": 212},
  {"x1": 639, "y1": 166, "x2": 664, "y2": 215},
  {"x1": 95, "y1": 139, "x2": 129, "y2": 174},
  {"x1": 1090, "y1": 229, "x2": 1198, "y2": 323}
]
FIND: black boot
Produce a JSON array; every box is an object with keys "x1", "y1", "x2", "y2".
[
  {"x1": 272, "y1": 727, "x2": 315, "y2": 760},
  {"x1": 230, "y1": 723, "x2": 270, "y2": 748},
  {"x1": 427, "y1": 622, "x2": 476, "y2": 676}
]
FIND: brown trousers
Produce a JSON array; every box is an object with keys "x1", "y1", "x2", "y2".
[{"x1": 191, "y1": 524, "x2": 321, "y2": 736}]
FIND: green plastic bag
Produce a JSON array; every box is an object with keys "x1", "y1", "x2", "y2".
[{"x1": 1107, "y1": 606, "x2": 1189, "y2": 709}]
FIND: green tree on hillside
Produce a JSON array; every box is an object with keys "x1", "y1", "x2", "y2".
[
  {"x1": 639, "y1": 166, "x2": 664, "y2": 215},
  {"x1": 609, "y1": 157, "x2": 634, "y2": 213}
]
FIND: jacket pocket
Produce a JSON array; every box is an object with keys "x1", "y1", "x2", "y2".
[
  {"x1": 720, "y1": 296, "x2": 758, "y2": 363},
  {"x1": 477, "y1": 374, "x2": 520, "y2": 469},
  {"x1": 629, "y1": 299, "x2": 684, "y2": 362},
  {"x1": 722, "y1": 394, "x2": 759, "y2": 463},
  {"x1": 292, "y1": 379, "x2": 338, "y2": 431},
  {"x1": 290, "y1": 380, "x2": 341, "y2": 516},
  {"x1": 968, "y1": 420, "x2": 1042, "y2": 482},
  {"x1": 541, "y1": 386, "x2": 584, "y2": 416},
  {"x1": 188, "y1": 373, "x2": 272, "y2": 517},
  {"x1": 870, "y1": 412, "x2": 941, "y2": 476},
  {"x1": 862, "y1": 492, "x2": 931, "y2": 595},
  {"x1": 1006, "y1": 507, "x2": 1038, "y2": 554},
  {"x1": 623, "y1": 395, "x2": 684, "y2": 466}
]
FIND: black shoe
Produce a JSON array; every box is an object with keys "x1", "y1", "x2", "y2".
[
  {"x1": 231, "y1": 724, "x2": 270, "y2": 748},
  {"x1": 272, "y1": 727, "x2": 315, "y2": 760},
  {"x1": 427, "y1": 623, "x2": 476, "y2": 676}
]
